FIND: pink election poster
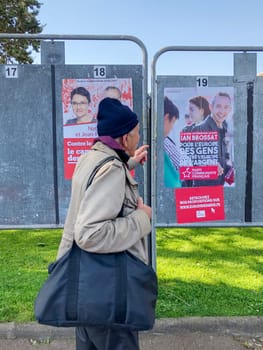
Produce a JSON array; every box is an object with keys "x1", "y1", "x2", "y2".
[
  {"x1": 164, "y1": 87, "x2": 234, "y2": 189},
  {"x1": 163, "y1": 86, "x2": 234, "y2": 223}
]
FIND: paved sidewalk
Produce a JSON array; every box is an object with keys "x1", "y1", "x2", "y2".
[{"x1": 1, "y1": 317, "x2": 263, "y2": 350}]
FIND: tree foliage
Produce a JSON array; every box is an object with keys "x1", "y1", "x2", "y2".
[{"x1": 0, "y1": 0, "x2": 43, "y2": 64}]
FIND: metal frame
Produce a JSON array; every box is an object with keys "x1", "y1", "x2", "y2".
[
  {"x1": 150, "y1": 45, "x2": 263, "y2": 269},
  {"x1": 0, "y1": 33, "x2": 150, "y2": 225}
]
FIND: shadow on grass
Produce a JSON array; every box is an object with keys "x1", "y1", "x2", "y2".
[
  {"x1": 156, "y1": 227, "x2": 263, "y2": 317},
  {"x1": 156, "y1": 227, "x2": 263, "y2": 274},
  {"x1": 0, "y1": 229, "x2": 62, "y2": 245},
  {"x1": 156, "y1": 277, "x2": 263, "y2": 318},
  {"x1": 1, "y1": 228, "x2": 263, "y2": 321}
]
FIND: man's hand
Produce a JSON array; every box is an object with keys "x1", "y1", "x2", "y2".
[
  {"x1": 132, "y1": 145, "x2": 149, "y2": 165},
  {"x1": 218, "y1": 163, "x2": 224, "y2": 176},
  {"x1": 137, "y1": 196, "x2": 152, "y2": 220}
]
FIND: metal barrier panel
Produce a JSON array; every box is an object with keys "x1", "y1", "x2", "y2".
[
  {"x1": 252, "y1": 76, "x2": 263, "y2": 222},
  {"x1": 53, "y1": 65, "x2": 144, "y2": 224},
  {"x1": 0, "y1": 64, "x2": 144, "y2": 226},
  {"x1": 0, "y1": 34, "x2": 148, "y2": 228},
  {"x1": 0, "y1": 65, "x2": 56, "y2": 225},
  {"x1": 153, "y1": 52, "x2": 261, "y2": 226}
]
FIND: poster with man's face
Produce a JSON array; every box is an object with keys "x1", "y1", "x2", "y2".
[
  {"x1": 164, "y1": 87, "x2": 234, "y2": 189},
  {"x1": 62, "y1": 78, "x2": 133, "y2": 179},
  {"x1": 163, "y1": 86, "x2": 234, "y2": 224}
]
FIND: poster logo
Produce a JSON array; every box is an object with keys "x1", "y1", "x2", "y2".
[{"x1": 180, "y1": 166, "x2": 218, "y2": 181}]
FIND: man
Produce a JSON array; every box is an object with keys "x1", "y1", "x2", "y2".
[
  {"x1": 66, "y1": 86, "x2": 95, "y2": 124},
  {"x1": 57, "y1": 97, "x2": 152, "y2": 350},
  {"x1": 192, "y1": 92, "x2": 232, "y2": 186},
  {"x1": 163, "y1": 96, "x2": 191, "y2": 187},
  {"x1": 163, "y1": 96, "x2": 181, "y2": 187},
  {"x1": 104, "y1": 85, "x2": 122, "y2": 100}
]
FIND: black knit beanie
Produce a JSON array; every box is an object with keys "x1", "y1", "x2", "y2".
[{"x1": 97, "y1": 98, "x2": 139, "y2": 138}]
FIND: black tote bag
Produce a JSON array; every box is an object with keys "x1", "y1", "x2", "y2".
[
  {"x1": 34, "y1": 241, "x2": 157, "y2": 330},
  {"x1": 34, "y1": 156, "x2": 157, "y2": 330}
]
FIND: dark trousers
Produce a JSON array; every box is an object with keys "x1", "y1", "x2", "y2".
[{"x1": 76, "y1": 326, "x2": 140, "y2": 350}]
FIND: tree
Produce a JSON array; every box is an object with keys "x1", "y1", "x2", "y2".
[{"x1": 0, "y1": 0, "x2": 43, "y2": 64}]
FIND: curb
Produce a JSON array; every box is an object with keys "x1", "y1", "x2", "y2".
[{"x1": 1, "y1": 317, "x2": 263, "y2": 340}]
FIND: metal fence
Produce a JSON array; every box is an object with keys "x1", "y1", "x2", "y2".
[
  {"x1": 0, "y1": 34, "x2": 149, "y2": 228},
  {"x1": 150, "y1": 46, "x2": 263, "y2": 268}
]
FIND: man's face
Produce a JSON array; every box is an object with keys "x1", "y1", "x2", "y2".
[
  {"x1": 71, "y1": 94, "x2": 89, "y2": 119},
  {"x1": 124, "y1": 124, "x2": 140, "y2": 156},
  {"x1": 104, "y1": 88, "x2": 121, "y2": 101},
  {"x1": 211, "y1": 95, "x2": 232, "y2": 126}
]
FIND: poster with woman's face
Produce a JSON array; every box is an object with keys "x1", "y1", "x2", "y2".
[
  {"x1": 164, "y1": 87, "x2": 234, "y2": 189},
  {"x1": 62, "y1": 78, "x2": 133, "y2": 179}
]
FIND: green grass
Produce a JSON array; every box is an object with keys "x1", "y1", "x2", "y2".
[
  {"x1": 0, "y1": 229, "x2": 61, "y2": 322},
  {"x1": 156, "y1": 227, "x2": 263, "y2": 318},
  {"x1": 0, "y1": 227, "x2": 263, "y2": 322}
]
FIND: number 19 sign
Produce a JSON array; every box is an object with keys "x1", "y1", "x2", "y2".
[{"x1": 196, "y1": 76, "x2": 208, "y2": 87}]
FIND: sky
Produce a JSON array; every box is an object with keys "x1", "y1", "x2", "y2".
[{"x1": 37, "y1": 0, "x2": 263, "y2": 79}]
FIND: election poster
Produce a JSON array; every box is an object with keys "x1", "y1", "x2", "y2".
[
  {"x1": 62, "y1": 78, "x2": 133, "y2": 179},
  {"x1": 163, "y1": 86, "x2": 234, "y2": 223},
  {"x1": 164, "y1": 86, "x2": 234, "y2": 188},
  {"x1": 175, "y1": 186, "x2": 225, "y2": 223}
]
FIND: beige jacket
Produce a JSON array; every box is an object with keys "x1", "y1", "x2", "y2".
[{"x1": 57, "y1": 141, "x2": 151, "y2": 264}]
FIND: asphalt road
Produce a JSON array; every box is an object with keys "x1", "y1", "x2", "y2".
[{"x1": 1, "y1": 317, "x2": 263, "y2": 350}]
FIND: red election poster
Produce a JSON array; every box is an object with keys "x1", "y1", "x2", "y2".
[
  {"x1": 175, "y1": 186, "x2": 225, "y2": 224},
  {"x1": 62, "y1": 78, "x2": 133, "y2": 179},
  {"x1": 179, "y1": 131, "x2": 219, "y2": 182},
  {"x1": 63, "y1": 128, "x2": 97, "y2": 179}
]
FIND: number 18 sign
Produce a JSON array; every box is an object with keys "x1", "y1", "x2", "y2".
[{"x1": 93, "y1": 66, "x2": 106, "y2": 78}]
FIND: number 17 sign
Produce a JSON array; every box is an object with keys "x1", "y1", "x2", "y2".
[{"x1": 5, "y1": 65, "x2": 18, "y2": 78}]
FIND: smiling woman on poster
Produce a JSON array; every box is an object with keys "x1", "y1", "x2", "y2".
[
  {"x1": 183, "y1": 96, "x2": 210, "y2": 132},
  {"x1": 66, "y1": 87, "x2": 96, "y2": 125}
]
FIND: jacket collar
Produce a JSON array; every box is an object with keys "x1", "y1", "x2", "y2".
[{"x1": 93, "y1": 138, "x2": 130, "y2": 164}]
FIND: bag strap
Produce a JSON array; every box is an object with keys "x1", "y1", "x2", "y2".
[
  {"x1": 86, "y1": 155, "x2": 125, "y2": 219},
  {"x1": 86, "y1": 156, "x2": 119, "y2": 190},
  {"x1": 66, "y1": 156, "x2": 120, "y2": 321}
]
